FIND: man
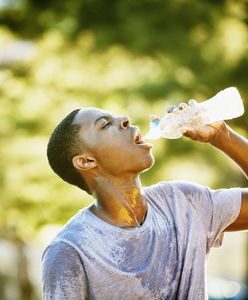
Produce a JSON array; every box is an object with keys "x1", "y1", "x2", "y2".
[{"x1": 42, "y1": 103, "x2": 248, "y2": 299}]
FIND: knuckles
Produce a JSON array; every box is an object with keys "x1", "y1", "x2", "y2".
[{"x1": 167, "y1": 99, "x2": 197, "y2": 114}]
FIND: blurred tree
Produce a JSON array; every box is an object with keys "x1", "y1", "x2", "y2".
[
  {"x1": 1, "y1": 1, "x2": 248, "y2": 92},
  {"x1": 0, "y1": 0, "x2": 247, "y2": 298}
]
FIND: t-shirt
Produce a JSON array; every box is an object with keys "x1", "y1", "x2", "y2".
[{"x1": 42, "y1": 181, "x2": 242, "y2": 300}]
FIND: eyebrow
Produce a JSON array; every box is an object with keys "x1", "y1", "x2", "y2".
[{"x1": 94, "y1": 115, "x2": 112, "y2": 126}]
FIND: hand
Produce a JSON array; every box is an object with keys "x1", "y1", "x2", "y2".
[
  {"x1": 167, "y1": 101, "x2": 227, "y2": 144},
  {"x1": 183, "y1": 120, "x2": 226, "y2": 143}
]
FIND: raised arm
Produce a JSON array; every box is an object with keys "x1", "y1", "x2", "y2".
[
  {"x1": 209, "y1": 123, "x2": 248, "y2": 231},
  {"x1": 183, "y1": 121, "x2": 248, "y2": 231},
  {"x1": 209, "y1": 123, "x2": 248, "y2": 178}
]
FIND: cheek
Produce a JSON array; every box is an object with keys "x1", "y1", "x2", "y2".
[
  {"x1": 97, "y1": 145, "x2": 128, "y2": 165},
  {"x1": 93, "y1": 141, "x2": 134, "y2": 172},
  {"x1": 96, "y1": 144, "x2": 154, "y2": 174}
]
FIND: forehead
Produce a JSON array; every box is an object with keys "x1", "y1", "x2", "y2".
[{"x1": 73, "y1": 107, "x2": 113, "y2": 128}]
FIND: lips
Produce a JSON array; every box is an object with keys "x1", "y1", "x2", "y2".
[{"x1": 132, "y1": 128, "x2": 153, "y2": 149}]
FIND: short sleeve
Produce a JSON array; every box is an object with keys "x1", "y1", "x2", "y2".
[
  {"x1": 174, "y1": 181, "x2": 242, "y2": 250},
  {"x1": 42, "y1": 241, "x2": 87, "y2": 300}
]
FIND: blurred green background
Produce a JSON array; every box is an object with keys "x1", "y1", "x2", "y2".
[{"x1": 0, "y1": 0, "x2": 247, "y2": 299}]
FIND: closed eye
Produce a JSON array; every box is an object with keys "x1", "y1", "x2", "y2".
[{"x1": 102, "y1": 122, "x2": 111, "y2": 129}]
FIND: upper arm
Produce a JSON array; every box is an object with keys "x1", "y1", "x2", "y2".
[
  {"x1": 174, "y1": 181, "x2": 242, "y2": 248},
  {"x1": 225, "y1": 188, "x2": 248, "y2": 231},
  {"x1": 42, "y1": 242, "x2": 87, "y2": 300}
]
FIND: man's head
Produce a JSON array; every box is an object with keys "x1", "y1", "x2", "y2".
[
  {"x1": 47, "y1": 108, "x2": 91, "y2": 193},
  {"x1": 47, "y1": 107, "x2": 154, "y2": 194}
]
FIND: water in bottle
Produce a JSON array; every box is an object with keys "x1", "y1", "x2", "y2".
[{"x1": 144, "y1": 87, "x2": 244, "y2": 140}]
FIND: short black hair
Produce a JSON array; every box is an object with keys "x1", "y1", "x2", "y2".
[{"x1": 47, "y1": 109, "x2": 90, "y2": 193}]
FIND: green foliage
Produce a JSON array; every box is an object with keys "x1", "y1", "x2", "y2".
[{"x1": 0, "y1": 0, "x2": 247, "y2": 241}]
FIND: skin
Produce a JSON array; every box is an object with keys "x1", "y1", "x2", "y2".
[
  {"x1": 72, "y1": 108, "x2": 154, "y2": 228},
  {"x1": 72, "y1": 105, "x2": 248, "y2": 231}
]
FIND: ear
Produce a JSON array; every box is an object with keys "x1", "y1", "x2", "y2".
[{"x1": 72, "y1": 154, "x2": 97, "y2": 171}]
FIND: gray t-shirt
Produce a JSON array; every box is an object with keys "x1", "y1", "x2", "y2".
[{"x1": 42, "y1": 181, "x2": 241, "y2": 300}]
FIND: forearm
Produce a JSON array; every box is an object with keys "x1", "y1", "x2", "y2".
[{"x1": 210, "y1": 123, "x2": 248, "y2": 178}]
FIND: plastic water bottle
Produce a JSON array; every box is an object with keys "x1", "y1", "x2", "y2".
[{"x1": 144, "y1": 87, "x2": 244, "y2": 139}]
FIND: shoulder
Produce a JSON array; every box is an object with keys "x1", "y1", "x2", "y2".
[
  {"x1": 47, "y1": 208, "x2": 91, "y2": 246},
  {"x1": 143, "y1": 181, "x2": 173, "y2": 195},
  {"x1": 42, "y1": 241, "x2": 87, "y2": 299},
  {"x1": 41, "y1": 211, "x2": 89, "y2": 266},
  {"x1": 143, "y1": 180, "x2": 210, "y2": 212},
  {"x1": 42, "y1": 241, "x2": 84, "y2": 281},
  {"x1": 143, "y1": 180, "x2": 205, "y2": 197},
  {"x1": 42, "y1": 241, "x2": 81, "y2": 267},
  {"x1": 142, "y1": 181, "x2": 184, "y2": 211}
]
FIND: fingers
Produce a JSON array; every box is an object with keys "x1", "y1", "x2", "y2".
[
  {"x1": 167, "y1": 102, "x2": 187, "y2": 113},
  {"x1": 183, "y1": 129, "x2": 195, "y2": 138},
  {"x1": 167, "y1": 99, "x2": 198, "y2": 114},
  {"x1": 183, "y1": 129, "x2": 199, "y2": 140},
  {"x1": 167, "y1": 106, "x2": 178, "y2": 113}
]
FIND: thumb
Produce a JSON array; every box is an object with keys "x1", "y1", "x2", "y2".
[{"x1": 183, "y1": 129, "x2": 199, "y2": 140}]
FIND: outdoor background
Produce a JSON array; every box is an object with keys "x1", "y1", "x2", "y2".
[{"x1": 0, "y1": 0, "x2": 247, "y2": 299}]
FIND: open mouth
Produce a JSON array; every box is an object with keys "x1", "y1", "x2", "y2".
[{"x1": 132, "y1": 128, "x2": 153, "y2": 149}]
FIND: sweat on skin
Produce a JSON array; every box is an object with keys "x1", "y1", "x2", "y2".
[{"x1": 42, "y1": 105, "x2": 248, "y2": 300}]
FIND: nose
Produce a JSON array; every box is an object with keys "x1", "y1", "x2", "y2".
[{"x1": 119, "y1": 116, "x2": 130, "y2": 129}]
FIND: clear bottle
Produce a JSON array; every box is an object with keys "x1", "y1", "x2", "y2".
[{"x1": 144, "y1": 87, "x2": 244, "y2": 140}]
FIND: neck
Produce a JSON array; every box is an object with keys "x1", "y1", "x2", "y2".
[{"x1": 89, "y1": 174, "x2": 147, "y2": 229}]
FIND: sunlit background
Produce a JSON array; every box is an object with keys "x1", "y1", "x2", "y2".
[{"x1": 0, "y1": 0, "x2": 247, "y2": 299}]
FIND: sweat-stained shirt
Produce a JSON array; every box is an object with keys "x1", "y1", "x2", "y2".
[{"x1": 42, "y1": 181, "x2": 242, "y2": 300}]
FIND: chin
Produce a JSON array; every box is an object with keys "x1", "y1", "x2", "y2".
[{"x1": 139, "y1": 153, "x2": 155, "y2": 173}]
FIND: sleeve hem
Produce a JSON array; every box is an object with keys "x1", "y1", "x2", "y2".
[{"x1": 210, "y1": 187, "x2": 242, "y2": 248}]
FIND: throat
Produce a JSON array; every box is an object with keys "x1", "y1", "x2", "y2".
[
  {"x1": 89, "y1": 201, "x2": 148, "y2": 230},
  {"x1": 91, "y1": 178, "x2": 148, "y2": 229},
  {"x1": 120, "y1": 197, "x2": 148, "y2": 228}
]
